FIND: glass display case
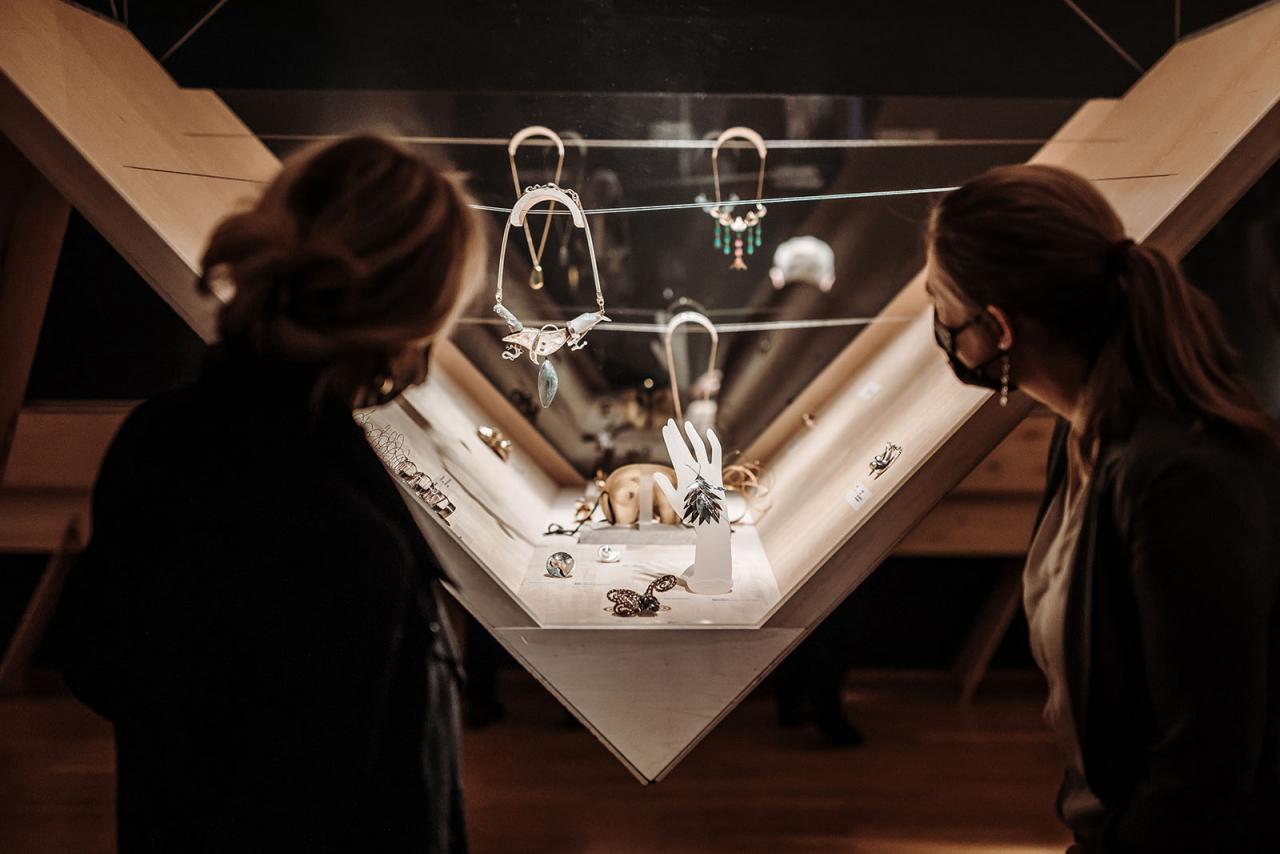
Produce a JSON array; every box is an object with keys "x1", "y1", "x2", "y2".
[{"x1": 5, "y1": 0, "x2": 1280, "y2": 782}]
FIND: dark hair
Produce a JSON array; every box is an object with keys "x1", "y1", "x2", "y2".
[
  {"x1": 197, "y1": 134, "x2": 484, "y2": 407},
  {"x1": 927, "y1": 163, "x2": 1278, "y2": 467}
]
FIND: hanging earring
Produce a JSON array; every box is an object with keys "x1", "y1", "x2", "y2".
[
  {"x1": 999, "y1": 353, "x2": 1011, "y2": 408},
  {"x1": 493, "y1": 183, "x2": 609, "y2": 408},
  {"x1": 682, "y1": 464, "x2": 726, "y2": 526},
  {"x1": 707, "y1": 127, "x2": 768, "y2": 271},
  {"x1": 508, "y1": 126, "x2": 567, "y2": 290}
]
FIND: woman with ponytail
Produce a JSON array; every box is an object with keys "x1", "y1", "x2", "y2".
[
  {"x1": 926, "y1": 163, "x2": 1280, "y2": 853},
  {"x1": 48, "y1": 135, "x2": 484, "y2": 853}
]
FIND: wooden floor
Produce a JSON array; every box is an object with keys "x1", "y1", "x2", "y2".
[{"x1": 0, "y1": 669, "x2": 1072, "y2": 853}]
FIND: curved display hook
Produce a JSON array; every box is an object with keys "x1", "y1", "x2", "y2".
[
  {"x1": 710, "y1": 126, "x2": 768, "y2": 203},
  {"x1": 663, "y1": 310, "x2": 719, "y2": 424},
  {"x1": 508, "y1": 126, "x2": 567, "y2": 289}
]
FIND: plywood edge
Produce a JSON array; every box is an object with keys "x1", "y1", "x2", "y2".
[
  {"x1": 763, "y1": 395, "x2": 1034, "y2": 630},
  {"x1": 494, "y1": 627, "x2": 802, "y2": 782}
]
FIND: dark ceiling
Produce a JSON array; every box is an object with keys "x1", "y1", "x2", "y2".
[{"x1": 78, "y1": 0, "x2": 1261, "y2": 97}]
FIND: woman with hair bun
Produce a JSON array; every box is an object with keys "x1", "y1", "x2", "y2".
[
  {"x1": 49, "y1": 134, "x2": 484, "y2": 853},
  {"x1": 925, "y1": 163, "x2": 1280, "y2": 853}
]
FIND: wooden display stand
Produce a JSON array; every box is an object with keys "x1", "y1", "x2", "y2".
[{"x1": 4, "y1": 0, "x2": 1280, "y2": 782}]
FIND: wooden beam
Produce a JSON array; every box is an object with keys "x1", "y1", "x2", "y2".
[
  {"x1": 0, "y1": 0, "x2": 280, "y2": 342},
  {"x1": 0, "y1": 488, "x2": 88, "y2": 552},
  {"x1": 2, "y1": 402, "x2": 135, "y2": 490},
  {"x1": 0, "y1": 137, "x2": 70, "y2": 478},
  {"x1": 0, "y1": 519, "x2": 81, "y2": 694}
]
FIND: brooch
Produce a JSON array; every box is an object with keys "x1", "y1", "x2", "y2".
[{"x1": 606, "y1": 575, "x2": 678, "y2": 617}]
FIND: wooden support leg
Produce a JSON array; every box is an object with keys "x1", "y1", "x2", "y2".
[
  {"x1": 0, "y1": 135, "x2": 71, "y2": 478},
  {"x1": 0, "y1": 519, "x2": 81, "y2": 695},
  {"x1": 951, "y1": 558, "x2": 1024, "y2": 703}
]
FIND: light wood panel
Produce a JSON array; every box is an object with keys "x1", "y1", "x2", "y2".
[
  {"x1": 0, "y1": 0, "x2": 277, "y2": 339},
  {"x1": 495, "y1": 627, "x2": 802, "y2": 783}
]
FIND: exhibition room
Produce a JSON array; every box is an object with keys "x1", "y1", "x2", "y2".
[{"x1": 1, "y1": 1, "x2": 1278, "y2": 852}]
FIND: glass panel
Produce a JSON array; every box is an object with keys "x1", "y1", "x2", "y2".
[{"x1": 223, "y1": 90, "x2": 1079, "y2": 474}]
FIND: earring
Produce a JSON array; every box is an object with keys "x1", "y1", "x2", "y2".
[
  {"x1": 999, "y1": 353, "x2": 1010, "y2": 408},
  {"x1": 508, "y1": 127, "x2": 566, "y2": 290},
  {"x1": 707, "y1": 127, "x2": 768, "y2": 271}
]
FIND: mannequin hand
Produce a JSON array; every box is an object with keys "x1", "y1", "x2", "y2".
[{"x1": 653, "y1": 419, "x2": 725, "y2": 520}]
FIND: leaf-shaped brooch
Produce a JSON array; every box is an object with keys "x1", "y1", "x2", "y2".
[{"x1": 682, "y1": 467, "x2": 726, "y2": 526}]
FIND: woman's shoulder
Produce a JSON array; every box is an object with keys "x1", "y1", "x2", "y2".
[{"x1": 1106, "y1": 408, "x2": 1280, "y2": 511}]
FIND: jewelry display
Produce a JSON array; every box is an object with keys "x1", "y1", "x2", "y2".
[
  {"x1": 574, "y1": 471, "x2": 605, "y2": 522},
  {"x1": 596, "y1": 545, "x2": 621, "y2": 563},
  {"x1": 494, "y1": 182, "x2": 609, "y2": 407},
  {"x1": 554, "y1": 130, "x2": 589, "y2": 289},
  {"x1": 707, "y1": 127, "x2": 768, "y2": 270},
  {"x1": 663, "y1": 310, "x2": 720, "y2": 435},
  {"x1": 359, "y1": 415, "x2": 459, "y2": 524},
  {"x1": 869, "y1": 442, "x2": 903, "y2": 480},
  {"x1": 606, "y1": 575, "x2": 678, "y2": 618},
  {"x1": 769, "y1": 236, "x2": 836, "y2": 292},
  {"x1": 682, "y1": 464, "x2": 726, "y2": 525},
  {"x1": 476, "y1": 425, "x2": 512, "y2": 461},
  {"x1": 545, "y1": 551, "x2": 576, "y2": 578},
  {"x1": 508, "y1": 126, "x2": 566, "y2": 290},
  {"x1": 652, "y1": 420, "x2": 734, "y2": 594},
  {"x1": 544, "y1": 493, "x2": 601, "y2": 537},
  {"x1": 722, "y1": 458, "x2": 773, "y2": 523},
  {"x1": 598, "y1": 463, "x2": 680, "y2": 527}
]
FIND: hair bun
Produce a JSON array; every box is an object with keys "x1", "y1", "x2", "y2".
[{"x1": 269, "y1": 243, "x2": 368, "y2": 329}]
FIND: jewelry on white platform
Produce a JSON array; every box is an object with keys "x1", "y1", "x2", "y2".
[{"x1": 494, "y1": 182, "x2": 610, "y2": 407}]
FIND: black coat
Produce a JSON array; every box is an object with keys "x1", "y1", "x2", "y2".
[
  {"x1": 46, "y1": 350, "x2": 467, "y2": 853},
  {"x1": 1040, "y1": 410, "x2": 1280, "y2": 853}
]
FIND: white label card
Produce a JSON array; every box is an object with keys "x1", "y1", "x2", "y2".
[{"x1": 845, "y1": 483, "x2": 872, "y2": 510}]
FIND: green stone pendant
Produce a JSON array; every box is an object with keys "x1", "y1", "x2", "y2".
[
  {"x1": 530, "y1": 266, "x2": 544, "y2": 290},
  {"x1": 538, "y1": 359, "x2": 558, "y2": 407}
]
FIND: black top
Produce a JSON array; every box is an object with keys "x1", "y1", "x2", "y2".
[
  {"x1": 1038, "y1": 409, "x2": 1280, "y2": 853},
  {"x1": 46, "y1": 348, "x2": 466, "y2": 853}
]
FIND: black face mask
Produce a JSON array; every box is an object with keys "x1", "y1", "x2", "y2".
[{"x1": 932, "y1": 308, "x2": 1013, "y2": 393}]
